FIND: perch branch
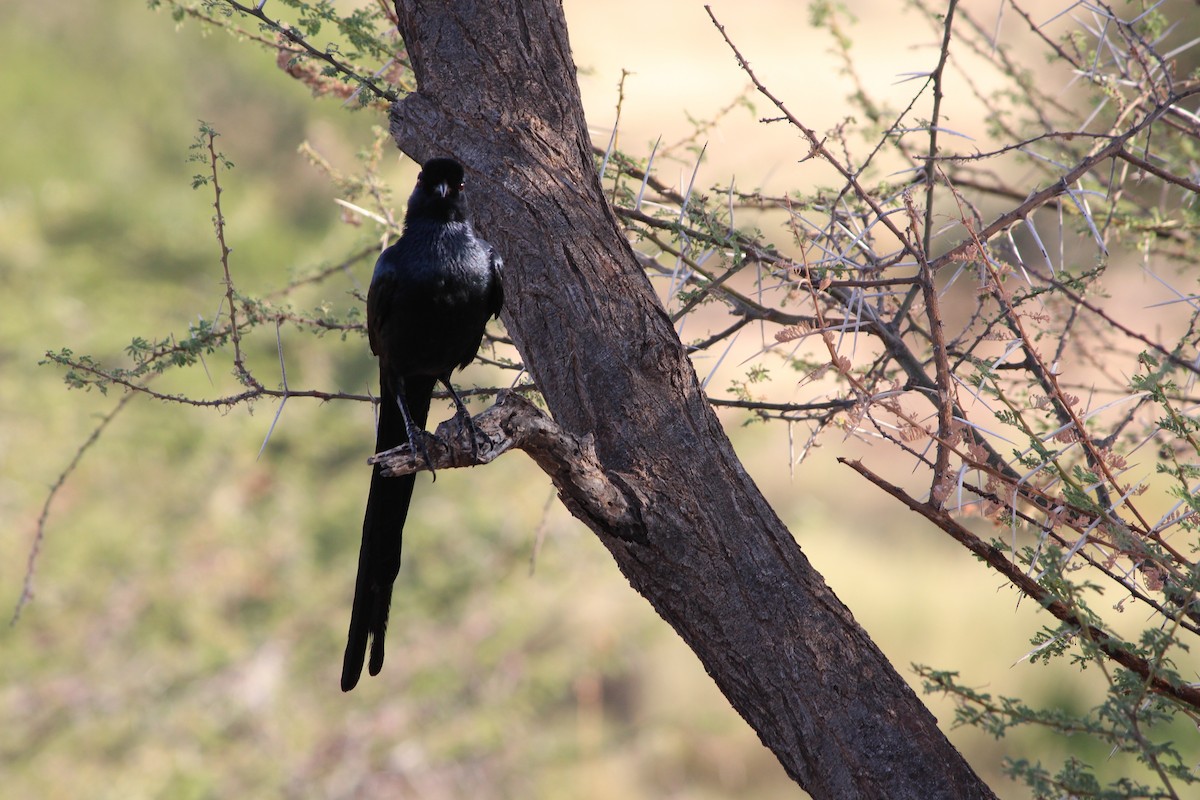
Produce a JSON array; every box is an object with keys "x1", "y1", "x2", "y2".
[{"x1": 371, "y1": 391, "x2": 646, "y2": 542}]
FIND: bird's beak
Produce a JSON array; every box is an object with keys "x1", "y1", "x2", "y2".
[{"x1": 434, "y1": 182, "x2": 450, "y2": 198}]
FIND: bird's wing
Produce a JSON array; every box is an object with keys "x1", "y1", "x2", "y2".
[
  {"x1": 366, "y1": 247, "x2": 405, "y2": 358},
  {"x1": 486, "y1": 245, "x2": 504, "y2": 320}
]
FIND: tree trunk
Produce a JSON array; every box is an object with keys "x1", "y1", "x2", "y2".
[{"x1": 389, "y1": 2, "x2": 996, "y2": 797}]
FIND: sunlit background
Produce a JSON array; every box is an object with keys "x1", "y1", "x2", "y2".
[{"x1": 3, "y1": 1, "x2": 1194, "y2": 797}]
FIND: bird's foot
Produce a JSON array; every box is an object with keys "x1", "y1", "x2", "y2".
[
  {"x1": 405, "y1": 421, "x2": 438, "y2": 481},
  {"x1": 453, "y1": 404, "x2": 482, "y2": 461}
]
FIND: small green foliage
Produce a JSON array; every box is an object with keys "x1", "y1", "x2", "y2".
[
  {"x1": 728, "y1": 367, "x2": 769, "y2": 402},
  {"x1": 153, "y1": 0, "x2": 409, "y2": 101},
  {"x1": 187, "y1": 121, "x2": 233, "y2": 189}
]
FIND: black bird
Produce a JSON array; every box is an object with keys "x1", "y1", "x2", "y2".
[{"x1": 342, "y1": 157, "x2": 504, "y2": 692}]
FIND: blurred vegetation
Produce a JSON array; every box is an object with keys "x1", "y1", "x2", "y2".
[{"x1": 6, "y1": 1, "x2": 1196, "y2": 798}]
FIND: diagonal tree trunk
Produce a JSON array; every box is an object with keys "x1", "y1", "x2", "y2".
[{"x1": 388, "y1": 2, "x2": 996, "y2": 796}]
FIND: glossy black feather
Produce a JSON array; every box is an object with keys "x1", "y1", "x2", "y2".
[{"x1": 341, "y1": 158, "x2": 503, "y2": 691}]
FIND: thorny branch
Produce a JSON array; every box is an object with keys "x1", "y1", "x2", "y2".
[
  {"x1": 598, "y1": 2, "x2": 1200, "y2": 717},
  {"x1": 221, "y1": 0, "x2": 402, "y2": 103},
  {"x1": 205, "y1": 127, "x2": 261, "y2": 394},
  {"x1": 844, "y1": 458, "x2": 1200, "y2": 713}
]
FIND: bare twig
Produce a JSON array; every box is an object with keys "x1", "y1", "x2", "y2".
[{"x1": 12, "y1": 391, "x2": 138, "y2": 624}]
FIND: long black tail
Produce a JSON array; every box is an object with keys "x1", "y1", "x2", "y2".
[{"x1": 341, "y1": 373, "x2": 436, "y2": 691}]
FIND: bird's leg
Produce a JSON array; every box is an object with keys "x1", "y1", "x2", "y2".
[
  {"x1": 395, "y1": 391, "x2": 436, "y2": 480},
  {"x1": 441, "y1": 378, "x2": 480, "y2": 459}
]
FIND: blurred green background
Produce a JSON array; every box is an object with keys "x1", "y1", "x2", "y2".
[{"x1": 1, "y1": 2, "x2": 1174, "y2": 798}]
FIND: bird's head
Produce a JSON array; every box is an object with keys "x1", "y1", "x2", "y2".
[{"x1": 408, "y1": 157, "x2": 468, "y2": 222}]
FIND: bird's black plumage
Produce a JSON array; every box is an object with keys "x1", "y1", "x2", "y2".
[{"x1": 342, "y1": 157, "x2": 503, "y2": 692}]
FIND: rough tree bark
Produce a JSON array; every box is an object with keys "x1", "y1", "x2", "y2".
[{"x1": 387, "y1": 1, "x2": 997, "y2": 797}]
